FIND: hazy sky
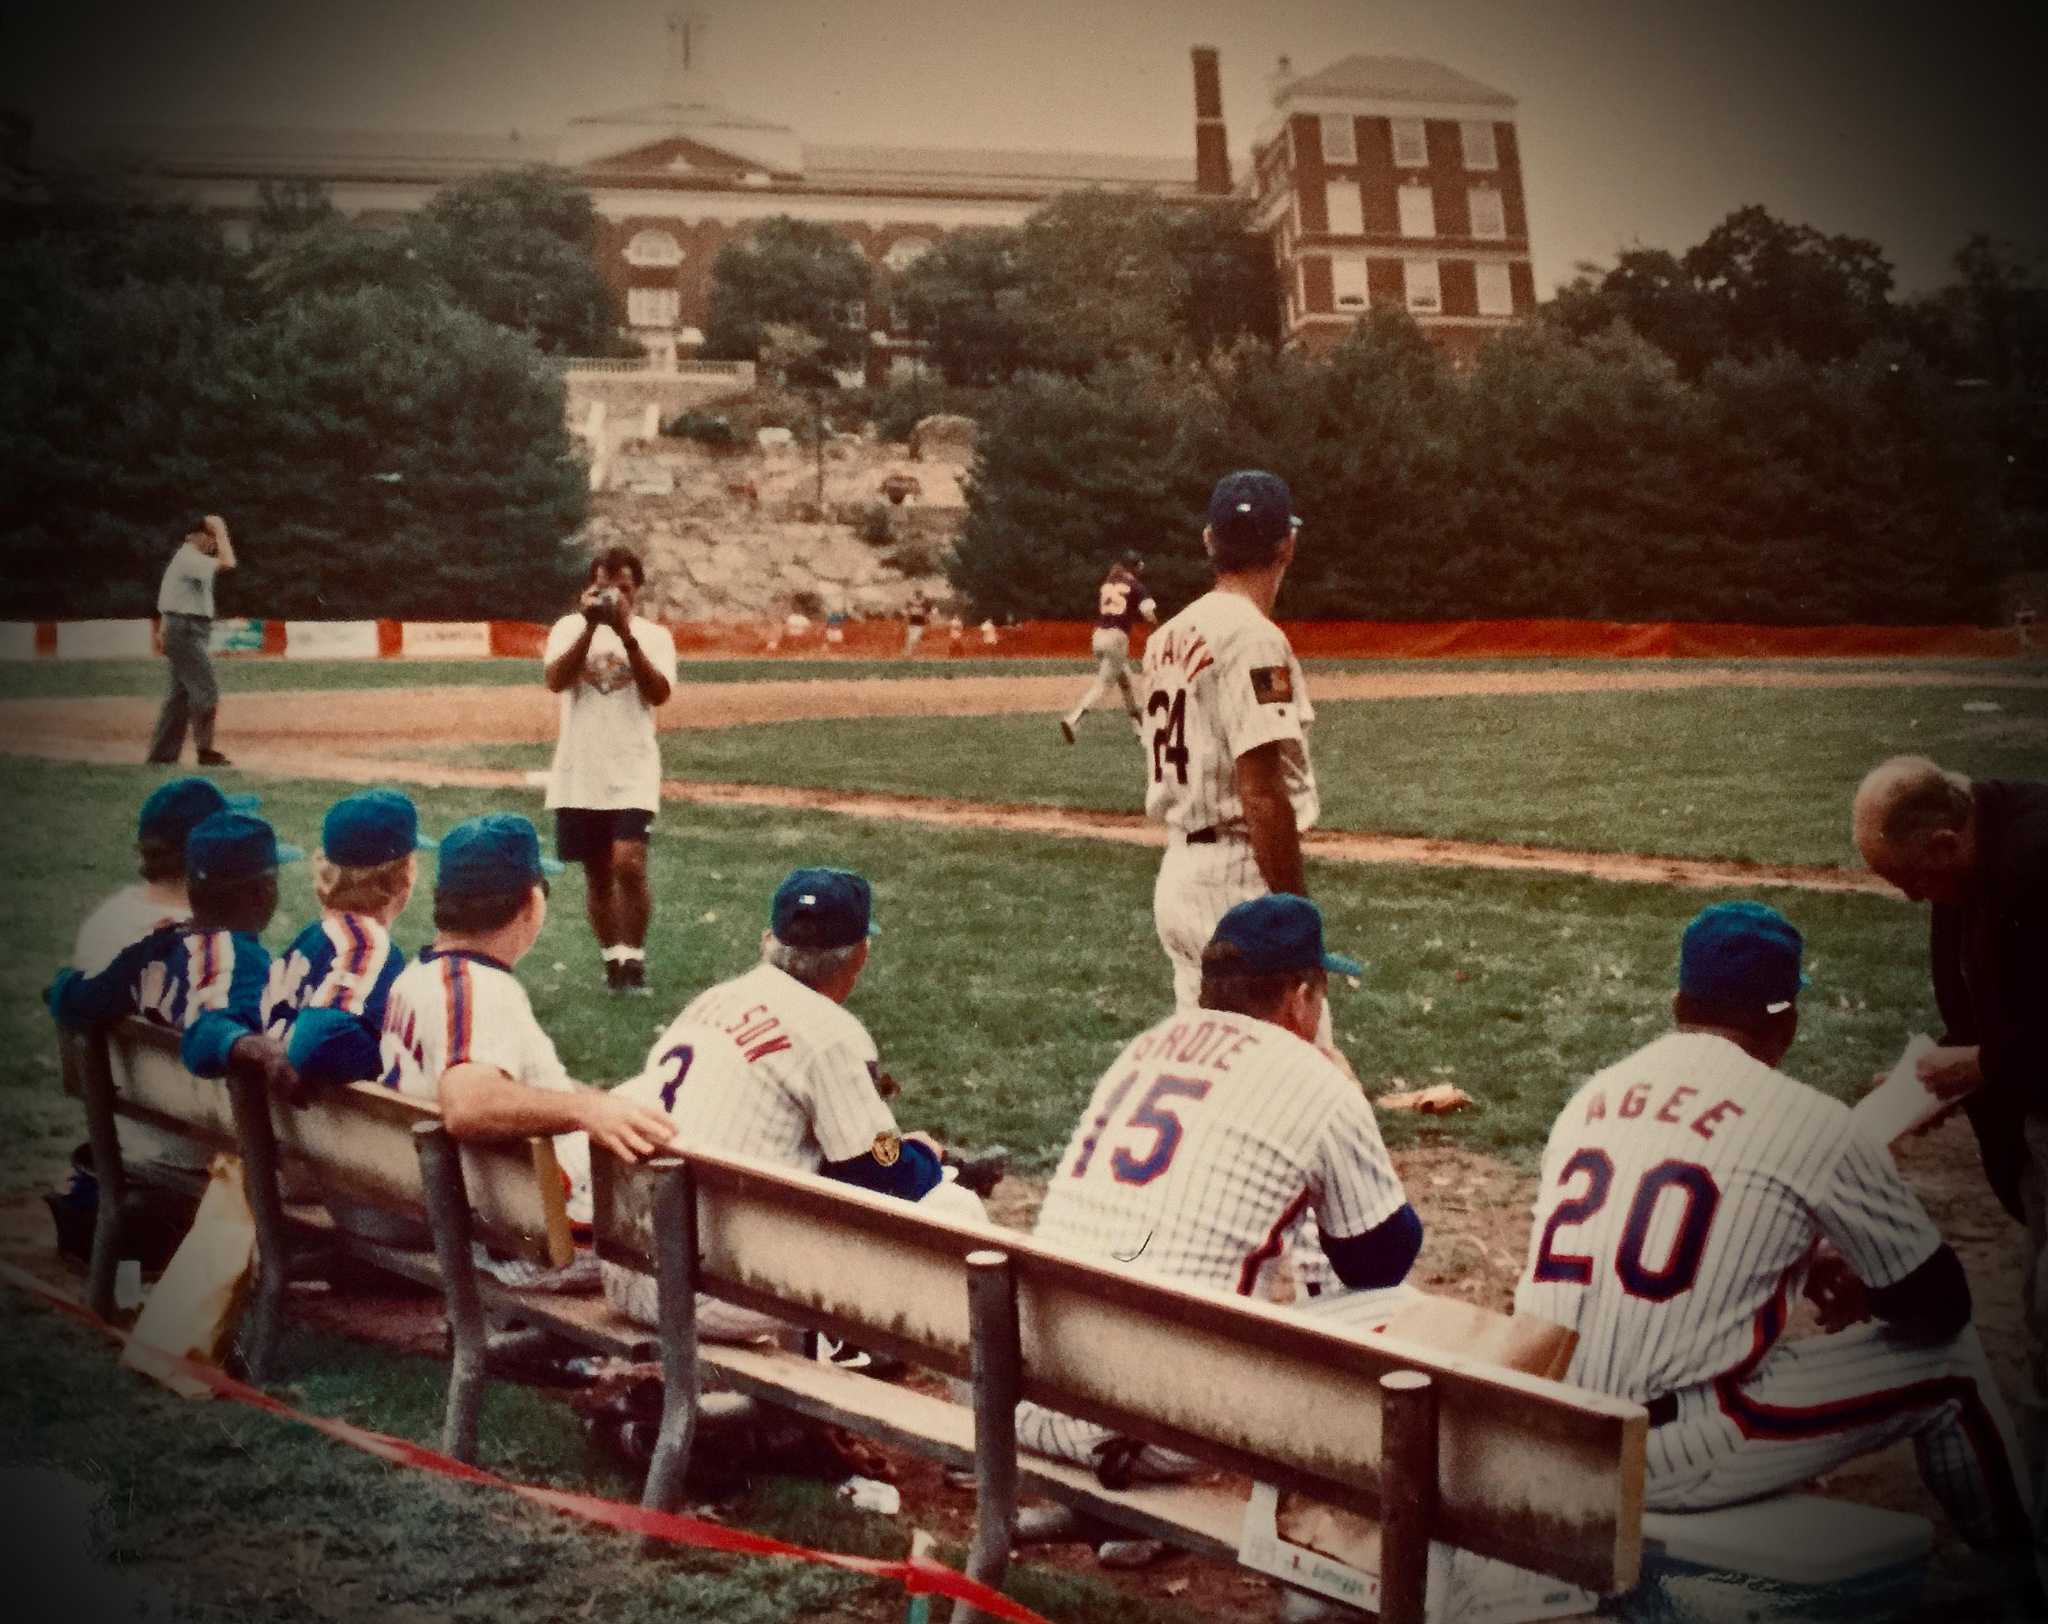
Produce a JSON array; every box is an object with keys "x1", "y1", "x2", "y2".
[{"x1": 5, "y1": 0, "x2": 2043, "y2": 295}]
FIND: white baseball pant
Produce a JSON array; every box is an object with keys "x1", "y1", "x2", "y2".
[
  {"x1": 1153, "y1": 833, "x2": 1333, "y2": 1045},
  {"x1": 1649, "y1": 1323, "x2": 2030, "y2": 1550},
  {"x1": 1065, "y1": 628, "x2": 1140, "y2": 726}
]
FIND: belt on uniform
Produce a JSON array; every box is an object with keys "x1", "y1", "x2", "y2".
[
  {"x1": 1183, "y1": 827, "x2": 1219, "y2": 845},
  {"x1": 1645, "y1": 1392, "x2": 1679, "y2": 1428}
]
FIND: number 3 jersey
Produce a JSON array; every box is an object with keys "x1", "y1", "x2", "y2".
[
  {"x1": 1033, "y1": 1006, "x2": 1406, "y2": 1299},
  {"x1": 1140, "y1": 589, "x2": 1317, "y2": 836},
  {"x1": 1514, "y1": 1031, "x2": 1943, "y2": 1404}
]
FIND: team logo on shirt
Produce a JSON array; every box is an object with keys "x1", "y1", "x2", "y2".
[
  {"x1": 581, "y1": 650, "x2": 634, "y2": 695},
  {"x1": 1249, "y1": 665, "x2": 1293, "y2": 705},
  {"x1": 871, "y1": 1130, "x2": 901, "y2": 1167}
]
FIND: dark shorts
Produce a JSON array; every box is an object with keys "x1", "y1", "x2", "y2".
[{"x1": 555, "y1": 807, "x2": 654, "y2": 864}]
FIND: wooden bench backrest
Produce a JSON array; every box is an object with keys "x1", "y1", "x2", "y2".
[
  {"x1": 87, "y1": 1019, "x2": 573, "y2": 1267},
  {"x1": 591, "y1": 1145, "x2": 1645, "y2": 1592}
]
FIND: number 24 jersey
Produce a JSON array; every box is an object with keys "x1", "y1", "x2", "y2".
[{"x1": 1514, "y1": 1031, "x2": 1943, "y2": 1404}]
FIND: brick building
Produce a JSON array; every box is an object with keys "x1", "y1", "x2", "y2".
[{"x1": 37, "y1": 40, "x2": 1533, "y2": 373}]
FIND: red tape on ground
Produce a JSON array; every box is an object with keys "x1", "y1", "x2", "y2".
[{"x1": 0, "y1": 1261, "x2": 1049, "y2": 1624}]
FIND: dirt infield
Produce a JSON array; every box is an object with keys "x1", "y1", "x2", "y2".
[{"x1": 13, "y1": 661, "x2": 2046, "y2": 893}]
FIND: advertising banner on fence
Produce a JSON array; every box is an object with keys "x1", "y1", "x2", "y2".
[
  {"x1": 57, "y1": 619, "x2": 155, "y2": 659},
  {"x1": 209, "y1": 617, "x2": 267, "y2": 654},
  {"x1": 401, "y1": 621, "x2": 492, "y2": 658},
  {"x1": 0, "y1": 623, "x2": 36, "y2": 661},
  {"x1": 283, "y1": 620, "x2": 380, "y2": 660}
]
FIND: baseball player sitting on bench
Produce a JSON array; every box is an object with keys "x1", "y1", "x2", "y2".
[
  {"x1": 602, "y1": 866, "x2": 986, "y2": 1342},
  {"x1": 50, "y1": 810, "x2": 303, "y2": 1101},
  {"x1": 377, "y1": 813, "x2": 680, "y2": 1237},
  {"x1": 1516, "y1": 901, "x2": 2032, "y2": 1577},
  {"x1": 1018, "y1": 895, "x2": 1421, "y2": 1492},
  {"x1": 264, "y1": 790, "x2": 433, "y2": 1093}
]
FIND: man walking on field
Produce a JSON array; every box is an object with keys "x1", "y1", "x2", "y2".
[
  {"x1": 146, "y1": 514, "x2": 237, "y2": 767},
  {"x1": 543, "y1": 546, "x2": 677, "y2": 997}
]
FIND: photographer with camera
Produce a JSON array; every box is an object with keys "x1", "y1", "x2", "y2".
[{"x1": 542, "y1": 546, "x2": 678, "y2": 995}]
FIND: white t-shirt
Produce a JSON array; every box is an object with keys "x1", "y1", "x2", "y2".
[
  {"x1": 378, "y1": 947, "x2": 591, "y2": 1219},
  {"x1": 542, "y1": 613, "x2": 678, "y2": 812},
  {"x1": 1139, "y1": 588, "x2": 1317, "y2": 836},
  {"x1": 157, "y1": 543, "x2": 219, "y2": 617},
  {"x1": 72, "y1": 886, "x2": 192, "y2": 974},
  {"x1": 1034, "y1": 1007, "x2": 1405, "y2": 1300}
]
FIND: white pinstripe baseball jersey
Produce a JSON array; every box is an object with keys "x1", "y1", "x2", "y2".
[
  {"x1": 1140, "y1": 588, "x2": 1317, "y2": 836},
  {"x1": 1514, "y1": 1031, "x2": 1942, "y2": 1405},
  {"x1": 377, "y1": 946, "x2": 591, "y2": 1217},
  {"x1": 1033, "y1": 1007, "x2": 1405, "y2": 1298},
  {"x1": 619, "y1": 962, "x2": 900, "y2": 1170}
]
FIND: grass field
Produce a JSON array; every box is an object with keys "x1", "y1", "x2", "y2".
[{"x1": 438, "y1": 674, "x2": 2048, "y2": 868}]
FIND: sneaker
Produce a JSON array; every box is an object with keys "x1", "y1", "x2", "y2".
[
  {"x1": 1058, "y1": 718, "x2": 1076, "y2": 744},
  {"x1": 196, "y1": 749, "x2": 233, "y2": 767},
  {"x1": 617, "y1": 958, "x2": 651, "y2": 998},
  {"x1": 809, "y1": 1333, "x2": 906, "y2": 1380},
  {"x1": 603, "y1": 959, "x2": 625, "y2": 995},
  {"x1": 1095, "y1": 1538, "x2": 1168, "y2": 1569}
]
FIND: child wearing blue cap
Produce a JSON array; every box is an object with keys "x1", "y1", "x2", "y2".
[
  {"x1": 50, "y1": 811, "x2": 303, "y2": 1095},
  {"x1": 263, "y1": 789, "x2": 433, "y2": 1092}
]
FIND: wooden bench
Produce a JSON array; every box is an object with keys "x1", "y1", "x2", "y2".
[{"x1": 588, "y1": 1145, "x2": 1648, "y2": 1623}]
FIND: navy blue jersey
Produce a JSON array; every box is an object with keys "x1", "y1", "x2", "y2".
[
  {"x1": 49, "y1": 922, "x2": 270, "y2": 1078},
  {"x1": 264, "y1": 912, "x2": 405, "y2": 1087}
]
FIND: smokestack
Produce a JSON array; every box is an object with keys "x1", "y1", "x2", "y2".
[{"x1": 1191, "y1": 45, "x2": 1231, "y2": 195}]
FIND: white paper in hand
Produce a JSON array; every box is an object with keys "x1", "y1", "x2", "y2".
[{"x1": 1852, "y1": 1034, "x2": 1946, "y2": 1146}]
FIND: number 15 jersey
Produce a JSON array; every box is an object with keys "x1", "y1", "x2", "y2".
[
  {"x1": 1034, "y1": 1006, "x2": 1406, "y2": 1299},
  {"x1": 1140, "y1": 589, "x2": 1317, "y2": 836},
  {"x1": 1514, "y1": 1031, "x2": 1943, "y2": 1404}
]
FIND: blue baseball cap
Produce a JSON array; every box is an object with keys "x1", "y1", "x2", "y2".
[
  {"x1": 434, "y1": 812, "x2": 562, "y2": 897},
  {"x1": 770, "y1": 867, "x2": 877, "y2": 950},
  {"x1": 138, "y1": 776, "x2": 257, "y2": 845},
  {"x1": 322, "y1": 789, "x2": 436, "y2": 867},
  {"x1": 1208, "y1": 894, "x2": 1361, "y2": 979},
  {"x1": 186, "y1": 811, "x2": 304, "y2": 883},
  {"x1": 1679, "y1": 901, "x2": 1808, "y2": 1014},
  {"x1": 1207, "y1": 470, "x2": 1299, "y2": 551}
]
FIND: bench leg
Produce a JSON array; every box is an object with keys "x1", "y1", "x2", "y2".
[
  {"x1": 952, "y1": 1249, "x2": 1021, "y2": 1624},
  {"x1": 226, "y1": 1070, "x2": 292, "y2": 1383},
  {"x1": 77, "y1": 1029, "x2": 127, "y2": 1322},
  {"x1": 415, "y1": 1123, "x2": 489, "y2": 1464},
  {"x1": 640, "y1": 1159, "x2": 700, "y2": 1536},
  {"x1": 1378, "y1": 1371, "x2": 1438, "y2": 1624}
]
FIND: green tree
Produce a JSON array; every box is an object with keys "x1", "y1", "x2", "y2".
[
  {"x1": 1683, "y1": 205, "x2": 1896, "y2": 365},
  {"x1": 249, "y1": 219, "x2": 450, "y2": 309},
  {"x1": 1547, "y1": 249, "x2": 1728, "y2": 379},
  {"x1": 894, "y1": 227, "x2": 1034, "y2": 385},
  {"x1": 703, "y1": 216, "x2": 871, "y2": 370},
  {"x1": 250, "y1": 177, "x2": 339, "y2": 253}
]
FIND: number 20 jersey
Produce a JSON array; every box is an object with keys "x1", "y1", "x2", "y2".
[
  {"x1": 1513, "y1": 1031, "x2": 1943, "y2": 1405},
  {"x1": 1140, "y1": 589, "x2": 1317, "y2": 836},
  {"x1": 1034, "y1": 1007, "x2": 1406, "y2": 1298}
]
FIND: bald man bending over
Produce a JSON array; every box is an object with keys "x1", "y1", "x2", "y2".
[{"x1": 1854, "y1": 754, "x2": 2048, "y2": 1591}]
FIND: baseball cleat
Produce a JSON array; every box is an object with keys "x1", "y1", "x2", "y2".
[
  {"x1": 618, "y1": 958, "x2": 651, "y2": 997},
  {"x1": 197, "y1": 749, "x2": 233, "y2": 767},
  {"x1": 1058, "y1": 718, "x2": 1076, "y2": 744},
  {"x1": 603, "y1": 959, "x2": 625, "y2": 995}
]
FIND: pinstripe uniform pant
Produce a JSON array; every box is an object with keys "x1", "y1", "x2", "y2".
[
  {"x1": 1066, "y1": 629, "x2": 1141, "y2": 725},
  {"x1": 1648, "y1": 1323, "x2": 2029, "y2": 1549},
  {"x1": 1153, "y1": 833, "x2": 1333, "y2": 1045}
]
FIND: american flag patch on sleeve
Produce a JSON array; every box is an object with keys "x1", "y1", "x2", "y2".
[{"x1": 1249, "y1": 665, "x2": 1294, "y2": 705}]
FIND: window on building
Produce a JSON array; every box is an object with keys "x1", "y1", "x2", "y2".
[
  {"x1": 883, "y1": 236, "x2": 932, "y2": 272},
  {"x1": 1331, "y1": 260, "x2": 1370, "y2": 311},
  {"x1": 1302, "y1": 257, "x2": 1325, "y2": 313},
  {"x1": 1467, "y1": 187, "x2": 1506, "y2": 240},
  {"x1": 1461, "y1": 120, "x2": 1499, "y2": 171},
  {"x1": 1397, "y1": 184, "x2": 1436, "y2": 240},
  {"x1": 1403, "y1": 259, "x2": 1442, "y2": 315},
  {"x1": 625, "y1": 230, "x2": 683, "y2": 267},
  {"x1": 1391, "y1": 118, "x2": 1428, "y2": 168},
  {"x1": 1324, "y1": 181, "x2": 1364, "y2": 237},
  {"x1": 627, "y1": 287, "x2": 681, "y2": 328},
  {"x1": 1476, "y1": 262, "x2": 1515, "y2": 316},
  {"x1": 1320, "y1": 114, "x2": 1356, "y2": 164}
]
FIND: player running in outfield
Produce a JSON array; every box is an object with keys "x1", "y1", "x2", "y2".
[
  {"x1": 378, "y1": 813, "x2": 679, "y2": 1224},
  {"x1": 264, "y1": 789, "x2": 433, "y2": 1090},
  {"x1": 49, "y1": 811, "x2": 301, "y2": 1098},
  {"x1": 1017, "y1": 895, "x2": 1421, "y2": 1485},
  {"x1": 1060, "y1": 549, "x2": 1155, "y2": 743},
  {"x1": 1516, "y1": 901, "x2": 2032, "y2": 1580},
  {"x1": 543, "y1": 545, "x2": 677, "y2": 998},
  {"x1": 602, "y1": 866, "x2": 984, "y2": 1336},
  {"x1": 1141, "y1": 472, "x2": 1324, "y2": 1029}
]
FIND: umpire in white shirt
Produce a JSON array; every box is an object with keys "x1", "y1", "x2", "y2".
[{"x1": 147, "y1": 514, "x2": 237, "y2": 767}]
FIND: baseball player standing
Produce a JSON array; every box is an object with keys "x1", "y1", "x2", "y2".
[
  {"x1": 601, "y1": 866, "x2": 984, "y2": 1333},
  {"x1": 1515, "y1": 902, "x2": 2032, "y2": 1582},
  {"x1": 543, "y1": 546, "x2": 677, "y2": 997},
  {"x1": 1142, "y1": 471, "x2": 1321, "y2": 1022},
  {"x1": 902, "y1": 590, "x2": 933, "y2": 657},
  {"x1": 146, "y1": 514, "x2": 236, "y2": 767},
  {"x1": 1060, "y1": 550, "x2": 1155, "y2": 743}
]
